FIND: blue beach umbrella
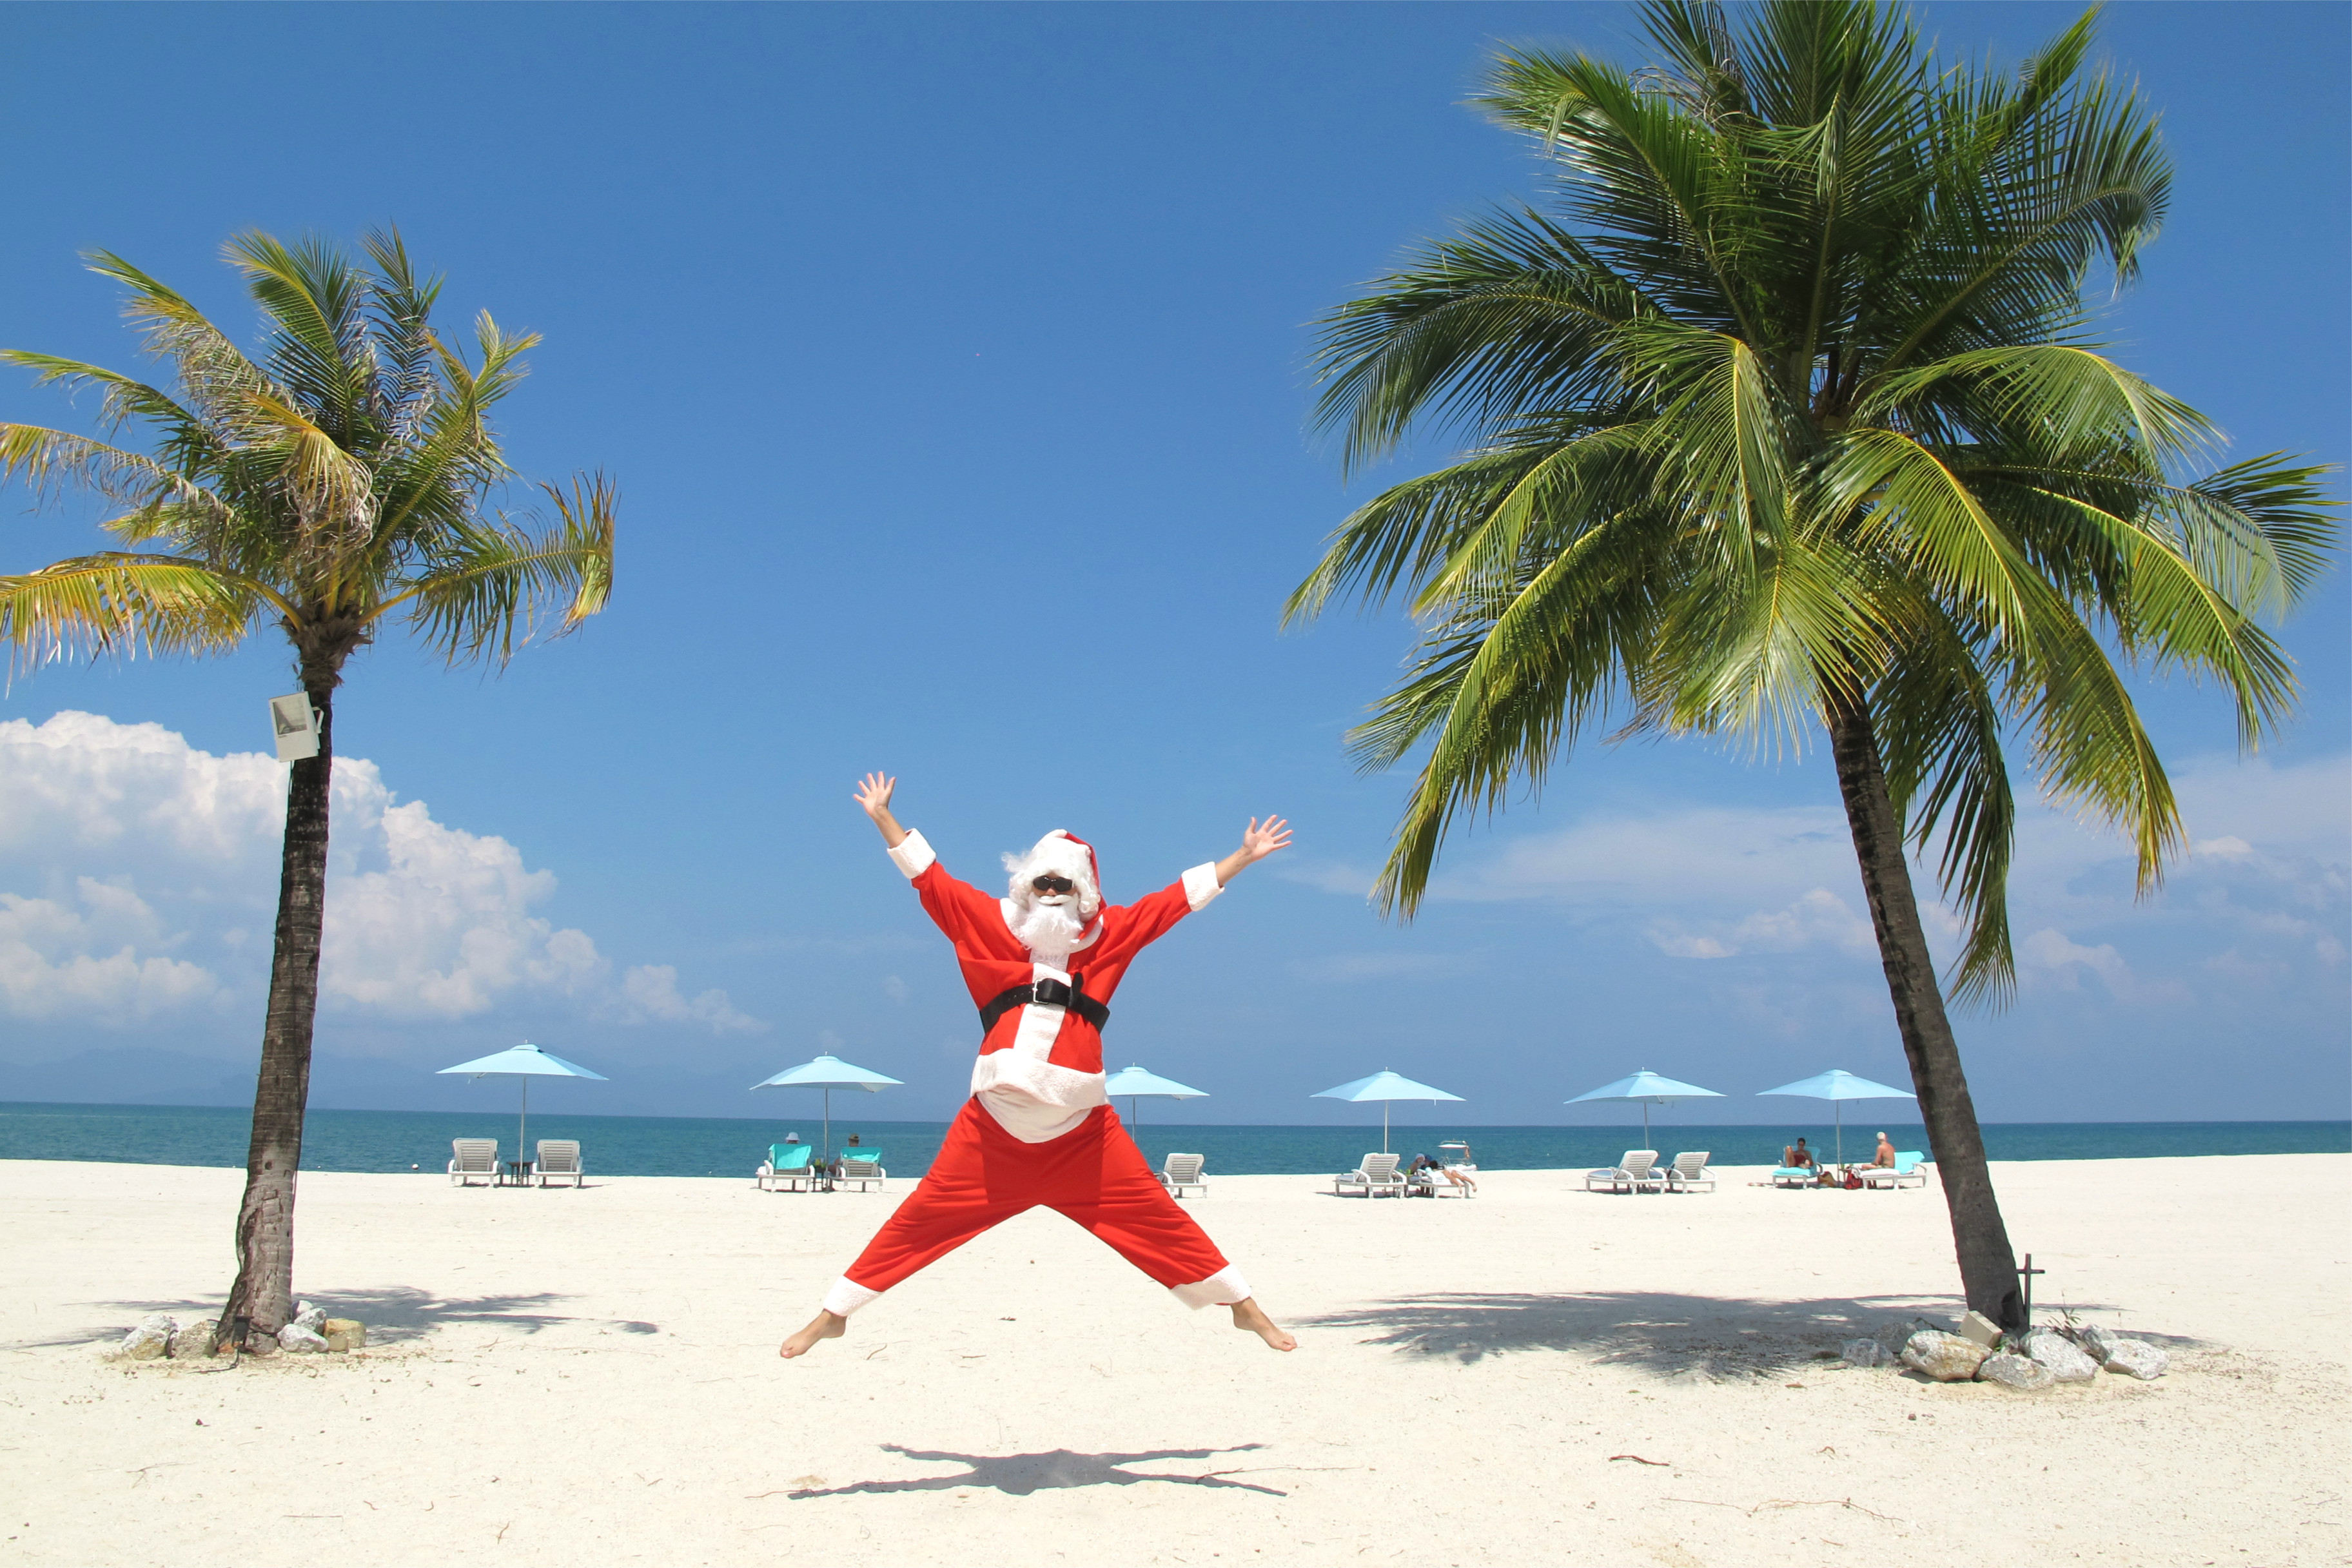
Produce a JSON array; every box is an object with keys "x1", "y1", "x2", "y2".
[
  {"x1": 1311, "y1": 1069, "x2": 1464, "y2": 1154},
  {"x1": 1102, "y1": 1064, "x2": 1207, "y2": 1130},
  {"x1": 1567, "y1": 1069, "x2": 1725, "y2": 1146},
  {"x1": 749, "y1": 1054, "x2": 903, "y2": 1161},
  {"x1": 1757, "y1": 1068, "x2": 1916, "y2": 1166},
  {"x1": 436, "y1": 1041, "x2": 608, "y2": 1162}
]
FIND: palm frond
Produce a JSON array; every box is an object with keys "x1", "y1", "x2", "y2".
[
  {"x1": 386, "y1": 473, "x2": 614, "y2": 665},
  {"x1": 0, "y1": 554, "x2": 263, "y2": 672}
]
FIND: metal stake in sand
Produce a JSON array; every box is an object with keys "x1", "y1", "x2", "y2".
[{"x1": 2016, "y1": 1253, "x2": 2044, "y2": 1324}]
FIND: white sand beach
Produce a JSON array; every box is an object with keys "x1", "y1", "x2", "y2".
[{"x1": 3, "y1": 1153, "x2": 2344, "y2": 1567}]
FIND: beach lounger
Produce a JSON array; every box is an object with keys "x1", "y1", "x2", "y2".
[
  {"x1": 1159, "y1": 1153, "x2": 1206, "y2": 1198},
  {"x1": 1335, "y1": 1152, "x2": 1404, "y2": 1197},
  {"x1": 832, "y1": 1152, "x2": 886, "y2": 1191},
  {"x1": 448, "y1": 1139, "x2": 499, "y2": 1187},
  {"x1": 1663, "y1": 1151, "x2": 1713, "y2": 1192},
  {"x1": 1406, "y1": 1161, "x2": 1475, "y2": 1198},
  {"x1": 1772, "y1": 1164, "x2": 1827, "y2": 1188},
  {"x1": 1584, "y1": 1150, "x2": 1661, "y2": 1193},
  {"x1": 757, "y1": 1143, "x2": 821, "y2": 1192},
  {"x1": 1861, "y1": 1152, "x2": 1929, "y2": 1189},
  {"x1": 534, "y1": 1140, "x2": 584, "y2": 1188}
]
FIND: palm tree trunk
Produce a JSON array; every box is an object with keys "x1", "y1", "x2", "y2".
[
  {"x1": 1827, "y1": 700, "x2": 2024, "y2": 1329},
  {"x1": 217, "y1": 683, "x2": 334, "y2": 1342}
]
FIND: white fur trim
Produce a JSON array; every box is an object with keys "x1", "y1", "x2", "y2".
[
  {"x1": 1004, "y1": 830, "x2": 1101, "y2": 916},
  {"x1": 1001, "y1": 896, "x2": 1101, "y2": 956},
  {"x1": 1181, "y1": 861, "x2": 1223, "y2": 912},
  {"x1": 887, "y1": 829, "x2": 937, "y2": 879},
  {"x1": 975, "y1": 1088, "x2": 1093, "y2": 1142},
  {"x1": 1171, "y1": 1266, "x2": 1251, "y2": 1310},
  {"x1": 823, "y1": 1277, "x2": 883, "y2": 1317}
]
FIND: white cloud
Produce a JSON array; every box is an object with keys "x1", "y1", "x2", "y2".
[
  {"x1": 1271, "y1": 858, "x2": 1379, "y2": 897},
  {"x1": 2017, "y1": 926, "x2": 2134, "y2": 994},
  {"x1": 1647, "y1": 887, "x2": 1875, "y2": 961},
  {"x1": 0, "y1": 879, "x2": 221, "y2": 1022},
  {"x1": 1286, "y1": 950, "x2": 1480, "y2": 984},
  {"x1": 618, "y1": 964, "x2": 761, "y2": 1033},
  {"x1": 0, "y1": 711, "x2": 758, "y2": 1033}
]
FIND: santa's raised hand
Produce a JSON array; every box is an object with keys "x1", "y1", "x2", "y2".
[
  {"x1": 1214, "y1": 814, "x2": 1293, "y2": 887},
  {"x1": 853, "y1": 772, "x2": 909, "y2": 848}
]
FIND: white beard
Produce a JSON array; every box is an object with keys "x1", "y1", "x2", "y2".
[{"x1": 1006, "y1": 896, "x2": 1086, "y2": 963}]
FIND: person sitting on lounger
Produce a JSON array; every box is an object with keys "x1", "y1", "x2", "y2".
[
  {"x1": 1872, "y1": 1133, "x2": 1897, "y2": 1168},
  {"x1": 1785, "y1": 1138, "x2": 1816, "y2": 1169}
]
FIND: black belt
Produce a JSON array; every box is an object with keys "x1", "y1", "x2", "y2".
[{"x1": 979, "y1": 976, "x2": 1108, "y2": 1035}]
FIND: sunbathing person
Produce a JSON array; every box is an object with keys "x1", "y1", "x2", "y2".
[
  {"x1": 1785, "y1": 1138, "x2": 1816, "y2": 1169},
  {"x1": 1872, "y1": 1132, "x2": 1897, "y2": 1168},
  {"x1": 779, "y1": 773, "x2": 1297, "y2": 1360}
]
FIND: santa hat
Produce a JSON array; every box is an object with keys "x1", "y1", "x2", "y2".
[{"x1": 1004, "y1": 829, "x2": 1102, "y2": 917}]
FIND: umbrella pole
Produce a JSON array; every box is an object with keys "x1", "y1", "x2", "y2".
[
  {"x1": 1643, "y1": 1102, "x2": 1651, "y2": 1146},
  {"x1": 1384, "y1": 1101, "x2": 1391, "y2": 1155},
  {"x1": 518, "y1": 1075, "x2": 529, "y2": 1170},
  {"x1": 1836, "y1": 1101, "x2": 1844, "y2": 1167},
  {"x1": 823, "y1": 1087, "x2": 832, "y2": 1167}
]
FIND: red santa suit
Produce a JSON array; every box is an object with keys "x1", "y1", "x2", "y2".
[{"x1": 818, "y1": 827, "x2": 1250, "y2": 1318}]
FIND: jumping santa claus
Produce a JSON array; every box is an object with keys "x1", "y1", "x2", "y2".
[{"x1": 778, "y1": 772, "x2": 1297, "y2": 1357}]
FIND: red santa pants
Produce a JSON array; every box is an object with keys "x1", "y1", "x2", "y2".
[{"x1": 818, "y1": 1099, "x2": 1249, "y2": 1316}]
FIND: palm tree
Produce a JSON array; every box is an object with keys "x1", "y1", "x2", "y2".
[
  {"x1": 0, "y1": 231, "x2": 615, "y2": 1345},
  {"x1": 1287, "y1": 1, "x2": 2335, "y2": 1326}
]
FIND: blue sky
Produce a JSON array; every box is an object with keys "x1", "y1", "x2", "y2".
[{"x1": 0, "y1": 2, "x2": 2343, "y2": 1129}]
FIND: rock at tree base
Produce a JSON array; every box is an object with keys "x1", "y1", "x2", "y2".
[
  {"x1": 2079, "y1": 1324, "x2": 2124, "y2": 1362},
  {"x1": 240, "y1": 1332, "x2": 277, "y2": 1358},
  {"x1": 291, "y1": 1302, "x2": 327, "y2": 1333},
  {"x1": 167, "y1": 1323, "x2": 217, "y2": 1360},
  {"x1": 1841, "y1": 1338, "x2": 1889, "y2": 1368},
  {"x1": 2101, "y1": 1339, "x2": 2168, "y2": 1380},
  {"x1": 1875, "y1": 1318, "x2": 1932, "y2": 1357},
  {"x1": 2019, "y1": 1330, "x2": 2099, "y2": 1383},
  {"x1": 1900, "y1": 1329, "x2": 1989, "y2": 1382},
  {"x1": 278, "y1": 1324, "x2": 329, "y2": 1354},
  {"x1": 121, "y1": 1322, "x2": 173, "y2": 1361},
  {"x1": 1956, "y1": 1310, "x2": 2003, "y2": 1348},
  {"x1": 1976, "y1": 1352, "x2": 2056, "y2": 1391},
  {"x1": 322, "y1": 1319, "x2": 366, "y2": 1351}
]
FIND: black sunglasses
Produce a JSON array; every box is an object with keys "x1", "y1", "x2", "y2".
[{"x1": 1030, "y1": 874, "x2": 1075, "y2": 895}]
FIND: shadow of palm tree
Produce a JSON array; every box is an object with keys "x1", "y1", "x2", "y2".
[
  {"x1": 16, "y1": 1285, "x2": 659, "y2": 1349},
  {"x1": 788, "y1": 1443, "x2": 1286, "y2": 1498},
  {"x1": 1300, "y1": 1289, "x2": 1972, "y2": 1374}
]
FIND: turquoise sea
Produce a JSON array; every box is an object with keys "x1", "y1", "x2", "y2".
[{"x1": 1, "y1": 1101, "x2": 2344, "y2": 1179}]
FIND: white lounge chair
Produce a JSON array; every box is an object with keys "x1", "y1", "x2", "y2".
[
  {"x1": 449, "y1": 1139, "x2": 499, "y2": 1187},
  {"x1": 1335, "y1": 1152, "x2": 1404, "y2": 1198},
  {"x1": 534, "y1": 1140, "x2": 583, "y2": 1188},
  {"x1": 1159, "y1": 1153, "x2": 1207, "y2": 1198},
  {"x1": 756, "y1": 1143, "x2": 821, "y2": 1191},
  {"x1": 1584, "y1": 1150, "x2": 1661, "y2": 1193},
  {"x1": 832, "y1": 1153, "x2": 886, "y2": 1191},
  {"x1": 1663, "y1": 1152, "x2": 1714, "y2": 1192},
  {"x1": 1405, "y1": 1160, "x2": 1476, "y2": 1198},
  {"x1": 1861, "y1": 1151, "x2": 1929, "y2": 1189}
]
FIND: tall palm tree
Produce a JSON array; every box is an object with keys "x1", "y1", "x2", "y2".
[
  {"x1": 0, "y1": 231, "x2": 615, "y2": 1344},
  {"x1": 1288, "y1": 1, "x2": 2334, "y2": 1326}
]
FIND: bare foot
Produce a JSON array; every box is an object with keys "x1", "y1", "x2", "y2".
[
  {"x1": 778, "y1": 1310, "x2": 846, "y2": 1358},
  {"x1": 1229, "y1": 1297, "x2": 1296, "y2": 1351}
]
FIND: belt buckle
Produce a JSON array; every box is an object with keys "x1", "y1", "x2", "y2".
[{"x1": 1033, "y1": 977, "x2": 1071, "y2": 1008}]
